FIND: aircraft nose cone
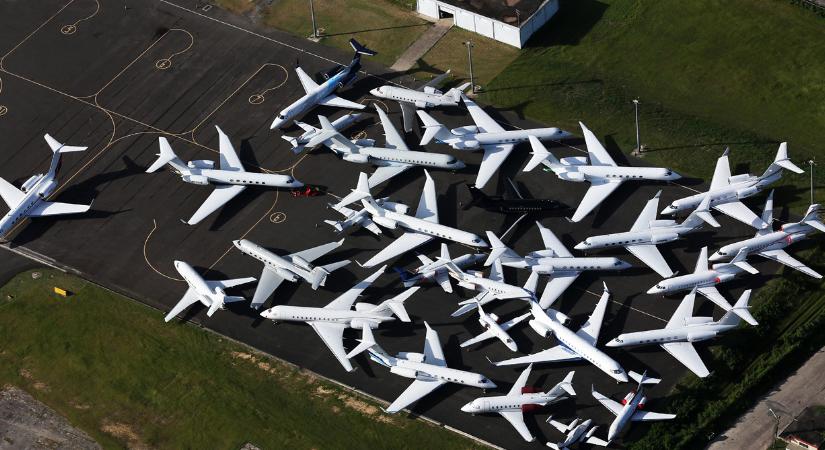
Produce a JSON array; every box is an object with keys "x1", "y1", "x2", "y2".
[
  {"x1": 708, "y1": 252, "x2": 722, "y2": 261},
  {"x1": 605, "y1": 339, "x2": 619, "y2": 347},
  {"x1": 460, "y1": 402, "x2": 474, "y2": 413},
  {"x1": 574, "y1": 242, "x2": 587, "y2": 250},
  {"x1": 646, "y1": 286, "x2": 658, "y2": 294},
  {"x1": 369, "y1": 88, "x2": 381, "y2": 97},
  {"x1": 291, "y1": 180, "x2": 305, "y2": 188},
  {"x1": 616, "y1": 372, "x2": 629, "y2": 383}
]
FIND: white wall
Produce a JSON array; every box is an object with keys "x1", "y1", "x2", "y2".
[{"x1": 416, "y1": 0, "x2": 438, "y2": 18}]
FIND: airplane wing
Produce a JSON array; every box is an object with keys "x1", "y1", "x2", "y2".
[
  {"x1": 713, "y1": 201, "x2": 767, "y2": 229},
  {"x1": 631, "y1": 410, "x2": 677, "y2": 421},
  {"x1": 592, "y1": 389, "x2": 623, "y2": 416},
  {"x1": 28, "y1": 201, "x2": 91, "y2": 217},
  {"x1": 495, "y1": 345, "x2": 581, "y2": 366},
  {"x1": 290, "y1": 240, "x2": 343, "y2": 263},
  {"x1": 538, "y1": 273, "x2": 579, "y2": 309},
  {"x1": 501, "y1": 312, "x2": 531, "y2": 330},
  {"x1": 666, "y1": 289, "x2": 696, "y2": 329},
  {"x1": 462, "y1": 94, "x2": 504, "y2": 133},
  {"x1": 574, "y1": 288, "x2": 609, "y2": 346},
  {"x1": 319, "y1": 94, "x2": 366, "y2": 110},
  {"x1": 385, "y1": 379, "x2": 446, "y2": 413},
  {"x1": 488, "y1": 258, "x2": 505, "y2": 282},
  {"x1": 163, "y1": 287, "x2": 200, "y2": 322},
  {"x1": 580, "y1": 122, "x2": 616, "y2": 166},
  {"x1": 216, "y1": 126, "x2": 243, "y2": 171},
  {"x1": 661, "y1": 341, "x2": 709, "y2": 378},
  {"x1": 417, "y1": 254, "x2": 434, "y2": 265},
  {"x1": 459, "y1": 328, "x2": 496, "y2": 348},
  {"x1": 507, "y1": 363, "x2": 532, "y2": 396},
  {"x1": 0, "y1": 178, "x2": 24, "y2": 208},
  {"x1": 538, "y1": 224, "x2": 572, "y2": 257},
  {"x1": 630, "y1": 192, "x2": 661, "y2": 231},
  {"x1": 415, "y1": 172, "x2": 439, "y2": 223},
  {"x1": 250, "y1": 268, "x2": 286, "y2": 309},
  {"x1": 205, "y1": 277, "x2": 257, "y2": 290},
  {"x1": 309, "y1": 322, "x2": 353, "y2": 372},
  {"x1": 186, "y1": 184, "x2": 246, "y2": 225},
  {"x1": 626, "y1": 244, "x2": 674, "y2": 278},
  {"x1": 376, "y1": 106, "x2": 409, "y2": 151},
  {"x1": 499, "y1": 410, "x2": 532, "y2": 442},
  {"x1": 696, "y1": 286, "x2": 734, "y2": 310},
  {"x1": 694, "y1": 246, "x2": 709, "y2": 273},
  {"x1": 399, "y1": 102, "x2": 417, "y2": 133},
  {"x1": 423, "y1": 324, "x2": 446, "y2": 366},
  {"x1": 422, "y1": 70, "x2": 451, "y2": 89},
  {"x1": 295, "y1": 66, "x2": 320, "y2": 93},
  {"x1": 586, "y1": 436, "x2": 610, "y2": 447},
  {"x1": 570, "y1": 180, "x2": 623, "y2": 222},
  {"x1": 361, "y1": 232, "x2": 433, "y2": 268},
  {"x1": 759, "y1": 249, "x2": 823, "y2": 278},
  {"x1": 435, "y1": 270, "x2": 452, "y2": 293},
  {"x1": 324, "y1": 267, "x2": 384, "y2": 310},
  {"x1": 475, "y1": 143, "x2": 514, "y2": 189},
  {"x1": 709, "y1": 150, "x2": 731, "y2": 190},
  {"x1": 368, "y1": 165, "x2": 412, "y2": 188}
]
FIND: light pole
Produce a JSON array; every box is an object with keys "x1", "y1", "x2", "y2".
[
  {"x1": 464, "y1": 40, "x2": 476, "y2": 94},
  {"x1": 633, "y1": 99, "x2": 641, "y2": 154},
  {"x1": 309, "y1": 0, "x2": 318, "y2": 39},
  {"x1": 515, "y1": 9, "x2": 521, "y2": 27},
  {"x1": 810, "y1": 159, "x2": 816, "y2": 204},
  {"x1": 768, "y1": 408, "x2": 780, "y2": 438}
]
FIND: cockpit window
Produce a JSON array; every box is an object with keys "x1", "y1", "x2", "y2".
[{"x1": 613, "y1": 370, "x2": 623, "y2": 374}]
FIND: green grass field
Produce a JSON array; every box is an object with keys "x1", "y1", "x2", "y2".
[{"x1": 0, "y1": 270, "x2": 481, "y2": 449}]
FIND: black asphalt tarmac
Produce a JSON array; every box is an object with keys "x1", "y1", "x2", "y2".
[{"x1": 0, "y1": 1, "x2": 808, "y2": 448}]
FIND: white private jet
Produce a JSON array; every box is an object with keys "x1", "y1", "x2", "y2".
[
  {"x1": 233, "y1": 238, "x2": 350, "y2": 309},
  {"x1": 607, "y1": 288, "x2": 754, "y2": 378},
  {"x1": 710, "y1": 192, "x2": 824, "y2": 278},
  {"x1": 305, "y1": 106, "x2": 465, "y2": 187},
  {"x1": 486, "y1": 223, "x2": 631, "y2": 308},
  {"x1": 524, "y1": 123, "x2": 681, "y2": 222},
  {"x1": 0, "y1": 134, "x2": 93, "y2": 238},
  {"x1": 331, "y1": 171, "x2": 488, "y2": 268},
  {"x1": 646, "y1": 246, "x2": 758, "y2": 325},
  {"x1": 661, "y1": 144, "x2": 803, "y2": 229},
  {"x1": 461, "y1": 365, "x2": 575, "y2": 442},
  {"x1": 325, "y1": 197, "x2": 409, "y2": 236},
  {"x1": 546, "y1": 417, "x2": 608, "y2": 449},
  {"x1": 146, "y1": 128, "x2": 303, "y2": 225},
  {"x1": 592, "y1": 371, "x2": 676, "y2": 444},
  {"x1": 367, "y1": 322, "x2": 497, "y2": 413},
  {"x1": 260, "y1": 266, "x2": 418, "y2": 372},
  {"x1": 493, "y1": 284, "x2": 630, "y2": 383},
  {"x1": 282, "y1": 113, "x2": 365, "y2": 153},
  {"x1": 270, "y1": 39, "x2": 375, "y2": 129},
  {"x1": 369, "y1": 70, "x2": 470, "y2": 132},
  {"x1": 446, "y1": 258, "x2": 539, "y2": 317},
  {"x1": 459, "y1": 302, "x2": 531, "y2": 352},
  {"x1": 417, "y1": 94, "x2": 573, "y2": 188},
  {"x1": 396, "y1": 243, "x2": 486, "y2": 293},
  {"x1": 164, "y1": 260, "x2": 256, "y2": 322},
  {"x1": 573, "y1": 191, "x2": 719, "y2": 277}
]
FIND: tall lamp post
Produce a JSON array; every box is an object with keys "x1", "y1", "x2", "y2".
[
  {"x1": 809, "y1": 159, "x2": 816, "y2": 204},
  {"x1": 633, "y1": 98, "x2": 641, "y2": 154},
  {"x1": 309, "y1": 0, "x2": 318, "y2": 39},
  {"x1": 464, "y1": 40, "x2": 476, "y2": 94}
]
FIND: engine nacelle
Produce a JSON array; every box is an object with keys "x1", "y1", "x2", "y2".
[
  {"x1": 545, "y1": 309, "x2": 571, "y2": 325},
  {"x1": 273, "y1": 267, "x2": 300, "y2": 282},
  {"x1": 488, "y1": 313, "x2": 499, "y2": 323},
  {"x1": 20, "y1": 175, "x2": 41, "y2": 193},
  {"x1": 531, "y1": 265, "x2": 555, "y2": 274},
  {"x1": 291, "y1": 255, "x2": 311, "y2": 270},
  {"x1": 183, "y1": 174, "x2": 210, "y2": 185},
  {"x1": 397, "y1": 352, "x2": 425, "y2": 363},
  {"x1": 187, "y1": 160, "x2": 215, "y2": 170},
  {"x1": 379, "y1": 200, "x2": 409, "y2": 214},
  {"x1": 521, "y1": 386, "x2": 540, "y2": 394},
  {"x1": 415, "y1": 100, "x2": 433, "y2": 109},
  {"x1": 786, "y1": 233, "x2": 807, "y2": 245},
  {"x1": 684, "y1": 316, "x2": 713, "y2": 326},
  {"x1": 521, "y1": 404, "x2": 541, "y2": 413},
  {"x1": 686, "y1": 330, "x2": 717, "y2": 342},
  {"x1": 350, "y1": 318, "x2": 379, "y2": 330},
  {"x1": 450, "y1": 126, "x2": 478, "y2": 136},
  {"x1": 353, "y1": 139, "x2": 375, "y2": 147},
  {"x1": 638, "y1": 395, "x2": 647, "y2": 409},
  {"x1": 728, "y1": 174, "x2": 751, "y2": 184},
  {"x1": 713, "y1": 273, "x2": 736, "y2": 283},
  {"x1": 455, "y1": 140, "x2": 480, "y2": 150},
  {"x1": 343, "y1": 153, "x2": 370, "y2": 164},
  {"x1": 736, "y1": 186, "x2": 760, "y2": 199},
  {"x1": 422, "y1": 86, "x2": 441, "y2": 95},
  {"x1": 373, "y1": 215, "x2": 397, "y2": 229},
  {"x1": 648, "y1": 219, "x2": 676, "y2": 228},
  {"x1": 36, "y1": 179, "x2": 57, "y2": 198},
  {"x1": 389, "y1": 366, "x2": 418, "y2": 378},
  {"x1": 354, "y1": 303, "x2": 375, "y2": 312},
  {"x1": 559, "y1": 156, "x2": 589, "y2": 166},
  {"x1": 650, "y1": 232, "x2": 679, "y2": 245},
  {"x1": 621, "y1": 392, "x2": 634, "y2": 405},
  {"x1": 559, "y1": 172, "x2": 586, "y2": 182},
  {"x1": 529, "y1": 319, "x2": 552, "y2": 338}
]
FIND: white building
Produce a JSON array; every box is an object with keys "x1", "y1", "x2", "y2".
[{"x1": 416, "y1": 0, "x2": 559, "y2": 48}]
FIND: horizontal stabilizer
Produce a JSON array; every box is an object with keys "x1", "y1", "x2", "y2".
[
  {"x1": 629, "y1": 370, "x2": 660, "y2": 385},
  {"x1": 44, "y1": 134, "x2": 87, "y2": 153},
  {"x1": 349, "y1": 38, "x2": 377, "y2": 56},
  {"x1": 346, "y1": 326, "x2": 376, "y2": 359}
]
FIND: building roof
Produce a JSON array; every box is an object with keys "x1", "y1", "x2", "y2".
[
  {"x1": 437, "y1": 0, "x2": 549, "y2": 26},
  {"x1": 780, "y1": 406, "x2": 825, "y2": 449}
]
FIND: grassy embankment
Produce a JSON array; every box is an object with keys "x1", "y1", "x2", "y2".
[{"x1": 0, "y1": 269, "x2": 481, "y2": 449}]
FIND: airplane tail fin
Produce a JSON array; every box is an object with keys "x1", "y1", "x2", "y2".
[
  {"x1": 373, "y1": 286, "x2": 419, "y2": 322},
  {"x1": 524, "y1": 136, "x2": 560, "y2": 172},
  {"x1": 281, "y1": 135, "x2": 305, "y2": 154},
  {"x1": 761, "y1": 190, "x2": 775, "y2": 229},
  {"x1": 728, "y1": 247, "x2": 759, "y2": 274},
  {"x1": 323, "y1": 219, "x2": 345, "y2": 233},
  {"x1": 719, "y1": 289, "x2": 755, "y2": 326},
  {"x1": 346, "y1": 326, "x2": 377, "y2": 359},
  {"x1": 523, "y1": 271, "x2": 540, "y2": 296},
  {"x1": 44, "y1": 134, "x2": 87, "y2": 154},
  {"x1": 333, "y1": 172, "x2": 372, "y2": 208},
  {"x1": 393, "y1": 267, "x2": 418, "y2": 287},
  {"x1": 147, "y1": 137, "x2": 183, "y2": 173},
  {"x1": 685, "y1": 194, "x2": 720, "y2": 228},
  {"x1": 800, "y1": 204, "x2": 825, "y2": 232},
  {"x1": 628, "y1": 370, "x2": 660, "y2": 386},
  {"x1": 445, "y1": 82, "x2": 471, "y2": 103},
  {"x1": 349, "y1": 38, "x2": 377, "y2": 56},
  {"x1": 309, "y1": 260, "x2": 350, "y2": 289},
  {"x1": 761, "y1": 142, "x2": 804, "y2": 179},
  {"x1": 417, "y1": 110, "x2": 453, "y2": 145},
  {"x1": 484, "y1": 230, "x2": 521, "y2": 266},
  {"x1": 550, "y1": 370, "x2": 577, "y2": 397},
  {"x1": 439, "y1": 242, "x2": 451, "y2": 262}
]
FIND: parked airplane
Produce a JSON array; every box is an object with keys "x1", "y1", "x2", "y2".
[
  {"x1": 331, "y1": 171, "x2": 488, "y2": 268},
  {"x1": 592, "y1": 371, "x2": 676, "y2": 443},
  {"x1": 464, "y1": 180, "x2": 567, "y2": 215},
  {"x1": 367, "y1": 321, "x2": 497, "y2": 413},
  {"x1": 446, "y1": 258, "x2": 539, "y2": 317},
  {"x1": 233, "y1": 239, "x2": 350, "y2": 309},
  {"x1": 607, "y1": 288, "x2": 754, "y2": 378},
  {"x1": 395, "y1": 243, "x2": 485, "y2": 293},
  {"x1": 0, "y1": 134, "x2": 93, "y2": 238},
  {"x1": 486, "y1": 223, "x2": 631, "y2": 308},
  {"x1": 305, "y1": 106, "x2": 465, "y2": 187},
  {"x1": 493, "y1": 284, "x2": 630, "y2": 383},
  {"x1": 164, "y1": 260, "x2": 256, "y2": 322},
  {"x1": 546, "y1": 417, "x2": 608, "y2": 449},
  {"x1": 369, "y1": 70, "x2": 470, "y2": 132},
  {"x1": 459, "y1": 302, "x2": 531, "y2": 351},
  {"x1": 573, "y1": 191, "x2": 719, "y2": 277},
  {"x1": 709, "y1": 192, "x2": 824, "y2": 278},
  {"x1": 282, "y1": 113, "x2": 365, "y2": 153},
  {"x1": 461, "y1": 365, "x2": 575, "y2": 442},
  {"x1": 524, "y1": 123, "x2": 681, "y2": 222},
  {"x1": 146, "y1": 128, "x2": 303, "y2": 225},
  {"x1": 260, "y1": 266, "x2": 418, "y2": 372},
  {"x1": 417, "y1": 94, "x2": 573, "y2": 188},
  {"x1": 646, "y1": 246, "x2": 758, "y2": 325},
  {"x1": 270, "y1": 39, "x2": 376, "y2": 129},
  {"x1": 325, "y1": 198, "x2": 409, "y2": 236},
  {"x1": 661, "y1": 144, "x2": 803, "y2": 229}
]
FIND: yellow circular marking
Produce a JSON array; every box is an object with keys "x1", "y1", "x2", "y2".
[
  {"x1": 269, "y1": 212, "x2": 287, "y2": 223},
  {"x1": 155, "y1": 58, "x2": 172, "y2": 70},
  {"x1": 153, "y1": 29, "x2": 195, "y2": 72},
  {"x1": 248, "y1": 94, "x2": 264, "y2": 105},
  {"x1": 61, "y1": 24, "x2": 77, "y2": 35},
  {"x1": 0, "y1": 106, "x2": 7, "y2": 117},
  {"x1": 246, "y1": 65, "x2": 290, "y2": 107},
  {"x1": 143, "y1": 219, "x2": 185, "y2": 282},
  {"x1": 60, "y1": 0, "x2": 100, "y2": 36}
]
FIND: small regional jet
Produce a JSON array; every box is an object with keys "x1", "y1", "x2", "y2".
[
  {"x1": 270, "y1": 39, "x2": 376, "y2": 129},
  {"x1": 459, "y1": 302, "x2": 531, "y2": 352},
  {"x1": 146, "y1": 127, "x2": 303, "y2": 225},
  {"x1": 646, "y1": 246, "x2": 758, "y2": 325},
  {"x1": 524, "y1": 123, "x2": 681, "y2": 222},
  {"x1": 447, "y1": 258, "x2": 539, "y2": 317},
  {"x1": 592, "y1": 371, "x2": 676, "y2": 444},
  {"x1": 493, "y1": 284, "x2": 630, "y2": 384},
  {"x1": 260, "y1": 266, "x2": 418, "y2": 372},
  {"x1": 710, "y1": 192, "x2": 824, "y2": 278},
  {"x1": 461, "y1": 365, "x2": 575, "y2": 442},
  {"x1": 164, "y1": 260, "x2": 256, "y2": 322},
  {"x1": 661, "y1": 144, "x2": 803, "y2": 229},
  {"x1": 574, "y1": 191, "x2": 719, "y2": 278},
  {"x1": 464, "y1": 180, "x2": 568, "y2": 215},
  {"x1": 607, "y1": 288, "x2": 754, "y2": 378},
  {"x1": 486, "y1": 223, "x2": 631, "y2": 308},
  {"x1": 546, "y1": 416, "x2": 608, "y2": 449},
  {"x1": 367, "y1": 322, "x2": 497, "y2": 413},
  {"x1": 233, "y1": 239, "x2": 350, "y2": 309},
  {"x1": 0, "y1": 134, "x2": 93, "y2": 239},
  {"x1": 417, "y1": 94, "x2": 573, "y2": 188},
  {"x1": 395, "y1": 243, "x2": 485, "y2": 293},
  {"x1": 325, "y1": 197, "x2": 409, "y2": 236},
  {"x1": 370, "y1": 70, "x2": 470, "y2": 132},
  {"x1": 331, "y1": 171, "x2": 488, "y2": 268},
  {"x1": 282, "y1": 113, "x2": 365, "y2": 153},
  {"x1": 305, "y1": 106, "x2": 465, "y2": 187}
]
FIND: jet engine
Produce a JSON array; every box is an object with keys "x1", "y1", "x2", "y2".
[
  {"x1": 379, "y1": 200, "x2": 409, "y2": 214},
  {"x1": 648, "y1": 219, "x2": 676, "y2": 228},
  {"x1": 422, "y1": 86, "x2": 441, "y2": 95},
  {"x1": 559, "y1": 172, "x2": 586, "y2": 182},
  {"x1": 353, "y1": 139, "x2": 375, "y2": 147},
  {"x1": 736, "y1": 186, "x2": 760, "y2": 199},
  {"x1": 488, "y1": 313, "x2": 500, "y2": 323},
  {"x1": 36, "y1": 179, "x2": 57, "y2": 198},
  {"x1": 291, "y1": 255, "x2": 311, "y2": 270},
  {"x1": 372, "y1": 216, "x2": 397, "y2": 229},
  {"x1": 353, "y1": 303, "x2": 376, "y2": 312},
  {"x1": 559, "y1": 156, "x2": 589, "y2": 166},
  {"x1": 545, "y1": 309, "x2": 571, "y2": 325},
  {"x1": 20, "y1": 175, "x2": 41, "y2": 193},
  {"x1": 621, "y1": 392, "x2": 634, "y2": 405},
  {"x1": 728, "y1": 174, "x2": 752, "y2": 184},
  {"x1": 686, "y1": 331, "x2": 717, "y2": 342},
  {"x1": 183, "y1": 174, "x2": 210, "y2": 185},
  {"x1": 650, "y1": 233, "x2": 679, "y2": 244},
  {"x1": 274, "y1": 267, "x2": 300, "y2": 282},
  {"x1": 684, "y1": 316, "x2": 714, "y2": 326},
  {"x1": 528, "y1": 319, "x2": 552, "y2": 338},
  {"x1": 415, "y1": 100, "x2": 434, "y2": 109},
  {"x1": 397, "y1": 352, "x2": 425, "y2": 363},
  {"x1": 350, "y1": 318, "x2": 379, "y2": 330},
  {"x1": 637, "y1": 395, "x2": 647, "y2": 409},
  {"x1": 785, "y1": 233, "x2": 807, "y2": 245},
  {"x1": 713, "y1": 273, "x2": 736, "y2": 283},
  {"x1": 521, "y1": 404, "x2": 541, "y2": 413},
  {"x1": 187, "y1": 160, "x2": 215, "y2": 170},
  {"x1": 389, "y1": 366, "x2": 418, "y2": 378},
  {"x1": 343, "y1": 153, "x2": 370, "y2": 164},
  {"x1": 450, "y1": 126, "x2": 477, "y2": 136}
]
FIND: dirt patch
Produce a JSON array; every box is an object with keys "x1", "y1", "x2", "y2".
[
  {"x1": 0, "y1": 386, "x2": 99, "y2": 449},
  {"x1": 100, "y1": 421, "x2": 148, "y2": 450}
]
